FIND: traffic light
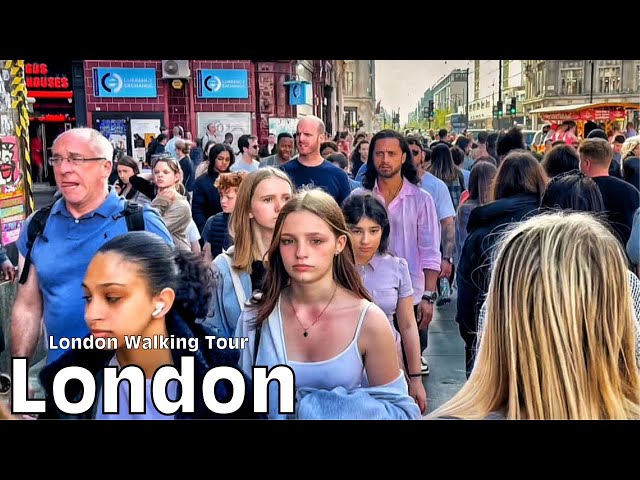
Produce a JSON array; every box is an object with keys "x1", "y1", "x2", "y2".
[
  {"x1": 509, "y1": 97, "x2": 517, "y2": 115},
  {"x1": 496, "y1": 100, "x2": 504, "y2": 118},
  {"x1": 428, "y1": 100, "x2": 434, "y2": 120},
  {"x1": 422, "y1": 107, "x2": 428, "y2": 119}
]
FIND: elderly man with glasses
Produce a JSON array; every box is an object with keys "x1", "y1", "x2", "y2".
[{"x1": 10, "y1": 128, "x2": 173, "y2": 374}]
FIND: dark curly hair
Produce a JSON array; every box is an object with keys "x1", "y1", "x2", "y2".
[{"x1": 97, "y1": 231, "x2": 213, "y2": 321}]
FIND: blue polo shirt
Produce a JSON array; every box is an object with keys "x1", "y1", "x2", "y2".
[{"x1": 17, "y1": 189, "x2": 173, "y2": 364}]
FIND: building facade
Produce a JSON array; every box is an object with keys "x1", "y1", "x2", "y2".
[
  {"x1": 468, "y1": 60, "x2": 525, "y2": 129},
  {"x1": 342, "y1": 60, "x2": 376, "y2": 133},
  {"x1": 522, "y1": 60, "x2": 640, "y2": 129},
  {"x1": 432, "y1": 69, "x2": 468, "y2": 114}
]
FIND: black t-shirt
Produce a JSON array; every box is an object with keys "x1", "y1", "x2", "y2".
[
  {"x1": 250, "y1": 260, "x2": 266, "y2": 293},
  {"x1": 282, "y1": 158, "x2": 352, "y2": 206},
  {"x1": 593, "y1": 175, "x2": 640, "y2": 247}
]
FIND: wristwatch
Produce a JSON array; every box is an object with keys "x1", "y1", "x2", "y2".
[
  {"x1": 422, "y1": 291, "x2": 437, "y2": 303},
  {"x1": 443, "y1": 256, "x2": 454, "y2": 264}
]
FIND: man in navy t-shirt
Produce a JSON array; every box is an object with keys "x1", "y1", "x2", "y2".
[{"x1": 282, "y1": 116, "x2": 351, "y2": 206}]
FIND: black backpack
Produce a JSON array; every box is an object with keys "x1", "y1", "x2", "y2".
[{"x1": 18, "y1": 201, "x2": 146, "y2": 285}]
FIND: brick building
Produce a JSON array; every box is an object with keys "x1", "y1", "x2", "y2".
[
  {"x1": 83, "y1": 59, "x2": 300, "y2": 159},
  {"x1": 25, "y1": 59, "x2": 341, "y2": 169}
]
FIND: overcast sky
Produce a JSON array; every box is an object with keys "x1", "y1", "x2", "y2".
[{"x1": 376, "y1": 60, "x2": 470, "y2": 124}]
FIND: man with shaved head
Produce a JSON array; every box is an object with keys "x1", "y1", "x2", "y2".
[{"x1": 282, "y1": 115, "x2": 352, "y2": 205}]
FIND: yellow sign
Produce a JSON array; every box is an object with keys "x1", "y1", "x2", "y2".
[{"x1": 171, "y1": 79, "x2": 183, "y2": 89}]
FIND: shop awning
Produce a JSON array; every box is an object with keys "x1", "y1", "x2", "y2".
[{"x1": 529, "y1": 102, "x2": 639, "y2": 122}]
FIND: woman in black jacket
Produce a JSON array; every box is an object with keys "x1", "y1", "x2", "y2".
[
  {"x1": 456, "y1": 150, "x2": 547, "y2": 378},
  {"x1": 192, "y1": 144, "x2": 235, "y2": 234},
  {"x1": 38, "y1": 231, "x2": 262, "y2": 419}
]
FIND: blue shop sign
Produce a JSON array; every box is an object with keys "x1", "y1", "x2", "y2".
[
  {"x1": 93, "y1": 68, "x2": 157, "y2": 98},
  {"x1": 197, "y1": 69, "x2": 249, "y2": 99},
  {"x1": 289, "y1": 81, "x2": 312, "y2": 106}
]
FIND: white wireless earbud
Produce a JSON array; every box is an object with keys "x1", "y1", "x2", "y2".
[{"x1": 152, "y1": 303, "x2": 165, "y2": 317}]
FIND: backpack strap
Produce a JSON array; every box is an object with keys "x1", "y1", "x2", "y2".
[
  {"x1": 220, "y1": 251, "x2": 247, "y2": 307},
  {"x1": 19, "y1": 201, "x2": 144, "y2": 286},
  {"x1": 253, "y1": 324, "x2": 262, "y2": 365},
  {"x1": 19, "y1": 205, "x2": 53, "y2": 285},
  {"x1": 122, "y1": 201, "x2": 145, "y2": 231}
]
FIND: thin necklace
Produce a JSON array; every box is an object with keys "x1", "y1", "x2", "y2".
[
  {"x1": 288, "y1": 283, "x2": 338, "y2": 337},
  {"x1": 388, "y1": 177, "x2": 403, "y2": 203}
]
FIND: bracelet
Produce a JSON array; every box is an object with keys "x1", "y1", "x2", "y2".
[{"x1": 408, "y1": 373, "x2": 422, "y2": 378}]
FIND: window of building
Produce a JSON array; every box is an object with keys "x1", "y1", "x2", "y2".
[
  {"x1": 599, "y1": 66, "x2": 621, "y2": 94},
  {"x1": 503, "y1": 61, "x2": 510, "y2": 89},
  {"x1": 560, "y1": 69, "x2": 583, "y2": 95},
  {"x1": 346, "y1": 72, "x2": 354, "y2": 96},
  {"x1": 344, "y1": 107, "x2": 357, "y2": 129}
]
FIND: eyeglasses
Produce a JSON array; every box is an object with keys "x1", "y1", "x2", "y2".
[
  {"x1": 48, "y1": 155, "x2": 106, "y2": 166},
  {"x1": 410, "y1": 149, "x2": 421, "y2": 156}
]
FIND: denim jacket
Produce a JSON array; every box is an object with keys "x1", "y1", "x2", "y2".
[{"x1": 203, "y1": 246, "x2": 252, "y2": 339}]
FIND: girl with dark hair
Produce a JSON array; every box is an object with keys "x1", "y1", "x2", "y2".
[
  {"x1": 455, "y1": 161, "x2": 497, "y2": 265},
  {"x1": 541, "y1": 170, "x2": 605, "y2": 212},
  {"x1": 342, "y1": 192, "x2": 426, "y2": 413},
  {"x1": 37, "y1": 231, "x2": 259, "y2": 419},
  {"x1": 541, "y1": 144, "x2": 580, "y2": 179},
  {"x1": 192, "y1": 143, "x2": 235, "y2": 234},
  {"x1": 429, "y1": 143, "x2": 465, "y2": 211},
  {"x1": 114, "y1": 155, "x2": 150, "y2": 204},
  {"x1": 236, "y1": 188, "x2": 421, "y2": 419},
  {"x1": 349, "y1": 139, "x2": 370, "y2": 179}
]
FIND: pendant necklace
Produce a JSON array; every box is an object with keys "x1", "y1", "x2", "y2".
[{"x1": 288, "y1": 283, "x2": 338, "y2": 337}]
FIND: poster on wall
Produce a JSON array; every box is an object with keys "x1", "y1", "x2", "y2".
[
  {"x1": 0, "y1": 193, "x2": 25, "y2": 246},
  {"x1": 2, "y1": 218, "x2": 23, "y2": 245},
  {"x1": 0, "y1": 136, "x2": 24, "y2": 199},
  {"x1": 268, "y1": 118, "x2": 299, "y2": 137},
  {"x1": 130, "y1": 119, "x2": 161, "y2": 166},
  {"x1": 95, "y1": 118, "x2": 129, "y2": 159},
  {"x1": 197, "y1": 112, "x2": 252, "y2": 152},
  {"x1": 0, "y1": 68, "x2": 14, "y2": 136}
]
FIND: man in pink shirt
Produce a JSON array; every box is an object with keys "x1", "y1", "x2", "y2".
[{"x1": 353, "y1": 129, "x2": 441, "y2": 375}]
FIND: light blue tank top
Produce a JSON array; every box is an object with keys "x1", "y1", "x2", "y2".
[{"x1": 282, "y1": 299, "x2": 372, "y2": 391}]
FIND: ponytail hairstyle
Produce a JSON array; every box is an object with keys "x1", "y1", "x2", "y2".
[{"x1": 97, "y1": 231, "x2": 213, "y2": 321}]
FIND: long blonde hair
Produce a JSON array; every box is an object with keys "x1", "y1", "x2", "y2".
[
  {"x1": 429, "y1": 212, "x2": 640, "y2": 420},
  {"x1": 228, "y1": 167, "x2": 295, "y2": 272}
]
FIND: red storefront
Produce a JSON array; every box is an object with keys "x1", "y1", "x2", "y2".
[
  {"x1": 83, "y1": 60, "x2": 298, "y2": 157},
  {"x1": 25, "y1": 60, "x2": 77, "y2": 185}
]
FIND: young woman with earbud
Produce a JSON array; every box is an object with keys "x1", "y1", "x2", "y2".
[{"x1": 35, "y1": 231, "x2": 261, "y2": 419}]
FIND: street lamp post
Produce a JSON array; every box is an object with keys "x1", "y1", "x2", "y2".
[{"x1": 465, "y1": 67, "x2": 470, "y2": 130}]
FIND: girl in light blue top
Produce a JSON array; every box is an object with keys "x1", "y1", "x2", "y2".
[
  {"x1": 205, "y1": 167, "x2": 294, "y2": 338},
  {"x1": 342, "y1": 192, "x2": 426, "y2": 414},
  {"x1": 236, "y1": 188, "x2": 420, "y2": 420}
]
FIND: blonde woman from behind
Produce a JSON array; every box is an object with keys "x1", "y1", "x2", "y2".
[{"x1": 429, "y1": 211, "x2": 640, "y2": 420}]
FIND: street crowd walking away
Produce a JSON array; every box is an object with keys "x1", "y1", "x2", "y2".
[{"x1": 2, "y1": 114, "x2": 640, "y2": 420}]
